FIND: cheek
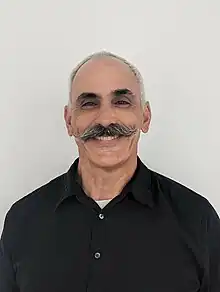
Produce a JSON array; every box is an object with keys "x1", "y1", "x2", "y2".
[
  {"x1": 72, "y1": 108, "x2": 142, "y2": 135},
  {"x1": 72, "y1": 113, "x2": 94, "y2": 136},
  {"x1": 117, "y1": 110, "x2": 142, "y2": 128}
]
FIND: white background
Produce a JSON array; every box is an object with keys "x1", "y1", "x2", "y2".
[{"x1": 0, "y1": 0, "x2": 220, "y2": 231}]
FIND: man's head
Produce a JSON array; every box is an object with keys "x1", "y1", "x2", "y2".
[{"x1": 64, "y1": 51, "x2": 151, "y2": 168}]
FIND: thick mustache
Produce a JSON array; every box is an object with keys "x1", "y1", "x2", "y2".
[{"x1": 79, "y1": 123, "x2": 137, "y2": 142}]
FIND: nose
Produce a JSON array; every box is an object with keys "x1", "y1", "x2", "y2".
[{"x1": 95, "y1": 102, "x2": 117, "y2": 127}]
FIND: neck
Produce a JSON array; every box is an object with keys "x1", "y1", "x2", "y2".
[{"x1": 77, "y1": 155, "x2": 137, "y2": 201}]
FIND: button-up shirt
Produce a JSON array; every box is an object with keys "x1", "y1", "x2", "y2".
[{"x1": 1, "y1": 157, "x2": 220, "y2": 292}]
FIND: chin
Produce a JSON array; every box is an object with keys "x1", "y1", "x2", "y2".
[
  {"x1": 89, "y1": 151, "x2": 130, "y2": 169},
  {"x1": 78, "y1": 135, "x2": 138, "y2": 168}
]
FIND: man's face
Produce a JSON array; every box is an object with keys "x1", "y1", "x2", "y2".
[{"x1": 64, "y1": 57, "x2": 151, "y2": 168}]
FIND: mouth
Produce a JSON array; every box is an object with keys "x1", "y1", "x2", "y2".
[{"x1": 94, "y1": 135, "x2": 119, "y2": 141}]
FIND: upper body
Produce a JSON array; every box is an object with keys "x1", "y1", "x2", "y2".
[{"x1": 1, "y1": 51, "x2": 220, "y2": 292}]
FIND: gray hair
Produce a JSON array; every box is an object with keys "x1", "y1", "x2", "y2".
[{"x1": 68, "y1": 51, "x2": 147, "y2": 107}]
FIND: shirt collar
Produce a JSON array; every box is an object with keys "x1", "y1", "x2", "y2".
[{"x1": 55, "y1": 156, "x2": 155, "y2": 210}]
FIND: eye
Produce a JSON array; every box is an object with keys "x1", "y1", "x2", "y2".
[
  {"x1": 81, "y1": 101, "x2": 97, "y2": 109},
  {"x1": 115, "y1": 100, "x2": 130, "y2": 106}
]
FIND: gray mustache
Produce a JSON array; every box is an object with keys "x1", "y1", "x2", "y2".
[{"x1": 79, "y1": 123, "x2": 137, "y2": 142}]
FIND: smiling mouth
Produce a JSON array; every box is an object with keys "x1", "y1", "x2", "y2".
[{"x1": 94, "y1": 135, "x2": 119, "y2": 141}]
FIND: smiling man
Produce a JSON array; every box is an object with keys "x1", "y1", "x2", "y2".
[
  {"x1": 64, "y1": 53, "x2": 150, "y2": 202},
  {"x1": 1, "y1": 52, "x2": 220, "y2": 292}
]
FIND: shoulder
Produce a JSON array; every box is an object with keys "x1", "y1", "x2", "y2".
[
  {"x1": 153, "y1": 170, "x2": 210, "y2": 208},
  {"x1": 3, "y1": 173, "x2": 66, "y2": 228},
  {"x1": 150, "y1": 170, "x2": 219, "y2": 229},
  {"x1": 1, "y1": 173, "x2": 67, "y2": 255}
]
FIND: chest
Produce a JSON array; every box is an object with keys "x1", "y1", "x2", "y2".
[{"x1": 15, "y1": 206, "x2": 202, "y2": 292}]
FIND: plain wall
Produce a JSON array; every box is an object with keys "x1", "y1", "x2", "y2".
[{"x1": 0, "y1": 0, "x2": 220, "y2": 231}]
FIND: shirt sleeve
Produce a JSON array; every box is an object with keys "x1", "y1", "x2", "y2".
[
  {"x1": 0, "y1": 211, "x2": 19, "y2": 292},
  {"x1": 206, "y1": 203, "x2": 220, "y2": 291}
]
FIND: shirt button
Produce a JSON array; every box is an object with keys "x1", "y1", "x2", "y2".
[
  {"x1": 99, "y1": 213, "x2": 104, "y2": 220},
  {"x1": 94, "y1": 252, "x2": 101, "y2": 259}
]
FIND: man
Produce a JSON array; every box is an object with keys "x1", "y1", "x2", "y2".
[{"x1": 0, "y1": 51, "x2": 220, "y2": 292}]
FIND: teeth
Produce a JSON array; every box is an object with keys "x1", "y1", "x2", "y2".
[{"x1": 95, "y1": 136, "x2": 118, "y2": 141}]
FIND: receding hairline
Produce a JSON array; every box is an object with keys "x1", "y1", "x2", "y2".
[
  {"x1": 71, "y1": 54, "x2": 138, "y2": 84},
  {"x1": 68, "y1": 51, "x2": 147, "y2": 106}
]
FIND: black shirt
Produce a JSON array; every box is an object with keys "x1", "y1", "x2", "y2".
[{"x1": 1, "y1": 157, "x2": 220, "y2": 292}]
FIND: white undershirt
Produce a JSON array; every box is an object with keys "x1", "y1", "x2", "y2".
[{"x1": 95, "y1": 199, "x2": 112, "y2": 209}]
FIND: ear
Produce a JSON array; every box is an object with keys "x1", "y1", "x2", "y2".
[
  {"x1": 141, "y1": 101, "x2": 151, "y2": 133},
  {"x1": 64, "y1": 105, "x2": 73, "y2": 136}
]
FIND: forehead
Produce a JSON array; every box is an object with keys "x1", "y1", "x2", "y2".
[{"x1": 71, "y1": 57, "x2": 141, "y2": 99}]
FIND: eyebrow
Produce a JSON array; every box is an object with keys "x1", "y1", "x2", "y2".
[
  {"x1": 76, "y1": 92, "x2": 100, "y2": 104},
  {"x1": 75, "y1": 88, "x2": 135, "y2": 104},
  {"x1": 112, "y1": 88, "x2": 135, "y2": 98}
]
